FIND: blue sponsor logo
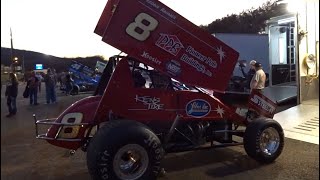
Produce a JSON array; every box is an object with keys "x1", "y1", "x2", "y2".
[
  {"x1": 166, "y1": 60, "x2": 181, "y2": 76},
  {"x1": 186, "y1": 99, "x2": 211, "y2": 118}
]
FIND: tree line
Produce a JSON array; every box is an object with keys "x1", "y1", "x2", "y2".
[{"x1": 200, "y1": 0, "x2": 288, "y2": 34}]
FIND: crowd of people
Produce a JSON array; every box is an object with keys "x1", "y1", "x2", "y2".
[{"x1": 4, "y1": 68, "x2": 75, "y2": 118}]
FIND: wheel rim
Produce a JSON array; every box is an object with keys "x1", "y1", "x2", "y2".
[
  {"x1": 259, "y1": 127, "x2": 280, "y2": 156},
  {"x1": 113, "y1": 144, "x2": 149, "y2": 180}
]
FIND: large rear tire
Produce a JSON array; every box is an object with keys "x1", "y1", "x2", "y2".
[
  {"x1": 244, "y1": 118, "x2": 284, "y2": 163},
  {"x1": 86, "y1": 120, "x2": 163, "y2": 180}
]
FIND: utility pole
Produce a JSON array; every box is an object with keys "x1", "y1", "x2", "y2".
[
  {"x1": 10, "y1": 28, "x2": 13, "y2": 61},
  {"x1": 22, "y1": 55, "x2": 25, "y2": 74},
  {"x1": 10, "y1": 28, "x2": 15, "y2": 72}
]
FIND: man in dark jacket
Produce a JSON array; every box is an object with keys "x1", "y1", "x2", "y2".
[
  {"x1": 5, "y1": 73, "x2": 18, "y2": 117},
  {"x1": 28, "y1": 71, "x2": 40, "y2": 105},
  {"x1": 240, "y1": 60, "x2": 256, "y2": 90}
]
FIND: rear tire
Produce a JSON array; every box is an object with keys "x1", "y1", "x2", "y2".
[
  {"x1": 87, "y1": 120, "x2": 163, "y2": 180},
  {"x1": 244, "y1": 118, "x2": 284, "y2": 163}
]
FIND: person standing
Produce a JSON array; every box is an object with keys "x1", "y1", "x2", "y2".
[
  {"x1": 44, "y1": 68, "x2": 57, "y2": 104},
  {"x1": 59, "y1": 72, "x2": 66, "y2": 90},
  {"x1": 28, "y1": 71, "x2": 40, "y2": 105},
  {"x1": 65, "y1": 74, "x2": 74, "y2": 96},
  {"x1": 5, "y1": 73, "x2": 18, "y2": 117},
  {"x1": 35, "y1": 72, "x2": 43, "y2": 93},
  {"x1": 52, "y1": 69, "x2": 58, "y2": 100},
  {"x1": 250, "y1": 62, "x2": 266, "y2": 92},
  {"x1": 240, "y1": 60, "x2": 256, "y2": 91}
]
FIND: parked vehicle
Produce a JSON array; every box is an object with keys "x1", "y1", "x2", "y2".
[{"x1": 60, "y1": 61, "x2": 100, "y2": 94}]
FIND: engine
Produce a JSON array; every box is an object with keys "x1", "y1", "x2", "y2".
[
  {"x1": 184, "y1": 121, "x2": 210, "y2": 145},
  {"x1": 171, "y1": 120, "x2": 232, "y2": 147}
]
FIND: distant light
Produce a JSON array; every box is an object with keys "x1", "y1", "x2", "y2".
[{"x1": 35, "y1": 64, "x2": 43, "y2": 70}]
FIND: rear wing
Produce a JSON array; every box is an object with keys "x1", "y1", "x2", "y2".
[{"x1": 95, "y1": 0, "x2": 239, "y2": 92}]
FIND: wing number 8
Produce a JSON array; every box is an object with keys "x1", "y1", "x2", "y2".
[{"x1": 126, "y1": 13, "x2": 159, "y2": 41}]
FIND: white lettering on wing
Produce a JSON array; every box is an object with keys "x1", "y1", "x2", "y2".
[
  {"x1": 141, "y1": 51, "x2": 162, "y2": 65},
  {"x1": 160, "y1": 8, "x2": 176, "y2": 20},
  {"x1": 186, "y1": 46, "x2": 218, "y2": 68},
  {"x1": 143, "y1": 0, "x2": 176, "y2": 20},
  {"x1": 145, "y1": 0, "x2": 160, "y2": 9},
  {"x1": 180, "y1": 54, "x2": 212, "y2": 77}
]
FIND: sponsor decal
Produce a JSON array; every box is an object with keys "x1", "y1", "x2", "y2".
[
  {"x1": 214, "y1": 46, "x2": 226, "y2": 63},
  {"x1": 180, "y1": 54, "x2": 212, "y2": 77},
  {"x1": 250, "y1": 95, "x2": 276, "y2": 114},
  {"x1": 214, "y1": 105, "x2": 225, "y2": 118},
  {"x1": 145, "y1": 0, "x2": 160, "y2": 9},
  {"x1": 156, "y1": 33, "x2": 184, "y2": 56},
  {"x1": 186, "y1": 46, "x2": 218, "y2": 68},
  {"x1": 160, "y1": 8, "x2": 176, "y2": 20},
  {"x1": 144, "y1": 0, "x2": 176, "y2": 20},
  {"x1": 141, "y1": 51, "x2": 161, "y2": 65},
  {"x1": 135, "y1": 95, "x2": 164, "y2": 110},
  {"x1": 58, "y1": 112, "x2": 83, "y2": 139},
  {"x1": 178, "y1": 45, "x2": 218, "y2": 77},
  {"x1": 186, "y1": 99, "x2": 211, "y2": 118},
  {"x1": 166, "y1": 60, "x2": 181, "y2": 76}
]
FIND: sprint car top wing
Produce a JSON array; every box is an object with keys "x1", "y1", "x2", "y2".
[{"x1": 95, "y1": 0, "x2": 239, "y2": 92}]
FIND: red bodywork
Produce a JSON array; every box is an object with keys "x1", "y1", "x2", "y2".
[
  {"x1": 37, "y1": 0, "x2": 277, "y2": 150},
  {"x1": 45, "y1": 96, "x2": 101, "y2": 149}
]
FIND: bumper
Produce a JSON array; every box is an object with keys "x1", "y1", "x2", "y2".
[{"x1": 33, "y1": 114, "x2": 90, "y2": 142}]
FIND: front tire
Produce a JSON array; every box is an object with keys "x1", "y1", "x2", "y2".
[
  {"x1": 86, "y1": 120, "x2": 163, "y2": 180},
  {"x1": 244, "y1": 118, "x2": 284, "y2": 163}
]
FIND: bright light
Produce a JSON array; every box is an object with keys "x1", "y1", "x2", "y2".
[
  {"x1": 279, "y1": 37, "x2": 286, "y2": 64},
  {"x1": 14, "y1": 57, "x2": 18, "y2": 60},
  {"x1": 278, "y1": 17, "x2": 295, "y2": 24},
  {"x1": 286, "y1": 0, "x2": 304, "y2": 13}
]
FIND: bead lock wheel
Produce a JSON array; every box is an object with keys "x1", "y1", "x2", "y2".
[
  {"x1": 113, "y1": 144, "x2": 149, "y2": 180},
  {"x1": 259, "y1": 127, "x2": 280, "y2": 156}
]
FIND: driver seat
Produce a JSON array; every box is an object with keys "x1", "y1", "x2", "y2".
[{"x1": 133, "y1": 71, "x2": 146, "y2": 88}]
